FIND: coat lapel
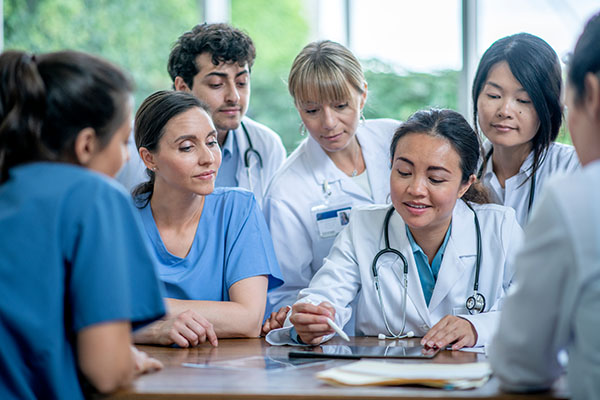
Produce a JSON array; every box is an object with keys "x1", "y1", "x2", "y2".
[
  {"x1": 428, "y1": 200, "x2": 478, "y2": 312},
  {"x1": 387, "y1": 210, "x2": 432, "y2": 327}
]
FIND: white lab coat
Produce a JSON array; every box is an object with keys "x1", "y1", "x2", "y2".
[
  {"x1": 266, "y1": 200, "x2": 523, "y2": 347},
  {"x1": 263, "y1": 119, "x2": 400, "y2": 313},
  {"x1": 115, "y1": 116, "x2": 286, "y2": 206},
  {"x1": 480, "y1": 141, "x2": 579, "y2": 226},
  {"x1": 231, "y1": 116, "x2": 286, "y2": 206},
  {"x1": 489, "y1": 159, "x2": 600, "y2": 399}
]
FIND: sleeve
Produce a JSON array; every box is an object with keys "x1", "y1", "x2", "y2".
[
  {"x1": 488, "y1": 189, "x2": 571, "y2": 391},
  {"x1": 460, "y1": 210, "x2": 523, "y2": 346},
  {"x1": 263, "y1": 196, "x2": 315, "y2": 311},
  {"x1": 65, "y1": 182, "x2": 165, "y2": 333},
  {"x1": 224, "y1": 193, "x2": 283, "y2": 292},
  {"x1": 266, "y1": 213, "x2": 363, "y2": 345}
]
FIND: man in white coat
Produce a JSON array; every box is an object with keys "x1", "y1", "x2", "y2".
[{"x1": 118, "y1": 23, "x2": 285, "y2": 206}]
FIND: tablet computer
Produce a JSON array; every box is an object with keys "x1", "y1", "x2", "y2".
[{"x1": 288, "y1": 344, "x2": 439, "y2": 360}]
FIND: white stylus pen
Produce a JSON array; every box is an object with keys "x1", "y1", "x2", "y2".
[{"x1": 326, "y1": 318, "x2": 350, "y2": 342}]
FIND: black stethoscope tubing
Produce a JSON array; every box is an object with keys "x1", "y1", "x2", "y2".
[
  {"x1": 478, "y1": 148, "x2": 536, "y2": 212},
  {"x1": 241, "y1": 121, "x2": 263, "y2": 169},
  {"x1": 372, "y1": 200, "x2": 485, "y2": 338}
]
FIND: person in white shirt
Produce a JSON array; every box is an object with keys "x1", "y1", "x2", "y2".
[
  {"x1": 265, "y1": 108, "x2": 522, "y2": 349},
  {"x1": 490, "y1": 12, "x2": 600, "y2": 399},
  {"x1": 473, "y1": 33, "x2": 579, "y2": 226},
  {"x1": 260, "y1": 41, "x2": 399, "y2": 332},
  {"x1": 117, "y1": 23, "x2": 286, "y2": 206}
]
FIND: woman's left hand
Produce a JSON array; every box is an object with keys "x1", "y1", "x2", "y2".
[{"x1": 420, "y1": 315, "x2": 477, "y2": 350}]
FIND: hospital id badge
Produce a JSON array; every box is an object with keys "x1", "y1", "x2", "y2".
[{"x1": 311, "y1": 202, "x2": 352, "y2": 238}]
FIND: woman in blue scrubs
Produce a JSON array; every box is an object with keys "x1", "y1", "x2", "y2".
[
  {"x1": 131, "y1": 90, "x2": 283, "y2": 347},
  {"x1": 0, "y1": 51, "x2": 165, "y2": 399}
]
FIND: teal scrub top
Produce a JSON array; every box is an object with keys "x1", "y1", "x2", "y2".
[
  {"x1": 0, "y1": 163, "x2": 165, "y2": 400},
  {"x1": 138, "y1": 187, "x2": 283, "y2": 301}
]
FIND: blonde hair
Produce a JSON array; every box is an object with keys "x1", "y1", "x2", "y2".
[{"x1": 288, "y1": 40, "x2": 365, "y2": 106}]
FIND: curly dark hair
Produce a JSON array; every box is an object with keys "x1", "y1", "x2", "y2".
[{"x1": 167, "y1": 23, "x2": 256, "y2": 89}]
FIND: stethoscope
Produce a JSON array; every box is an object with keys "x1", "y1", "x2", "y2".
[
  {"x1": 372, "y1": 201, "x2": 485, "y2": 340},
  {"x1": 240, "y1": 122, "x2": 263, "y2": 192},
  {"x1": 478, "y1": 148, "x2": 536, "y2": 213}
]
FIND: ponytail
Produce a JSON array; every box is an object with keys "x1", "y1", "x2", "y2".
[{"x1": 0, "y1": 51, "x2": 50, "y2": 183}]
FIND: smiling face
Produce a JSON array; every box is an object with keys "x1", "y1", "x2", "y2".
[
  {"x1": 390, "y1": 132, "x2": 472, "y2": 238},
  {"x1": 142, "y1": 107, "x2": 222, "y2": 196},
  {"x1": 296, "y1": 87, "x2": 366, "y2": 154},
  {"x1": 476, "y1": 61, "x2": 541, "y2": 154},
  {"x1": 187, "y1": 52, "x2": 250, "y2": 136}
]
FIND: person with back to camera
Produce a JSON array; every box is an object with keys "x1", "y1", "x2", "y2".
[
  {"x1": 473, "y1": 32, "x2": 580, "y2": 226},
  {"x1": 261, "y1": 40, "x2": 400, "y2": 334},
  {"x1": 0, "y1": 50, "x2": 166, "y2": 399},
  {"x1": 490, "y1": 11, "x2": 600, "y2": 399},
  {"x1": 130, "y1": 90, "x2": 283, "y2": 347},
  {"x1": 117, "y1": 23, "x2": 286, "y2": 206},
  {"x1": 266, "y1": 108, "x2": 523, "y2": 349}
]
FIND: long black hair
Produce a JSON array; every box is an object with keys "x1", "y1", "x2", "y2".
[
  {"x1": 472, "y1": 33, "x2": 562, "y2": 183},
  {"x1": 390, "y1": 108, "x2": 489, "y2": 204},
  {"x1": 0, "y1": 50, "x2": 133, "y2": 183}
]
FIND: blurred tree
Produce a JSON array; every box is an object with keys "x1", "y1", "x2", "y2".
[
  {"x1": 4, "y1": 0, "x2": 200, "y2": 108},
  {"x1": 231, "y1": 0, "x2": 310, "y2": 153}
]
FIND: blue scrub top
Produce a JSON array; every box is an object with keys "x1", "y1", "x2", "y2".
[
  {"x1": 0, "y1": 163, "x2": 165, "y2": 400},
  {"x1": 214, "y1": 130, "x2": 239, "y2": 188},
  {"x1": 138, "y1": 187, "x2": 283, "y2": 301}
]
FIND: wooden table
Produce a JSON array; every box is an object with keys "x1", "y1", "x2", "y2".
[{"x1": 106, "y1": 337, "x2": 568, "y2": 399}]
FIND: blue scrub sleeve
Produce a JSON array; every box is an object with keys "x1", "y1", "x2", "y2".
[
  {"x1": 64, "y1": 182, "x2": 165, "y2": 332},
  {"x1": 224, "y1": 195, "x2": 283, "y2": 292}
]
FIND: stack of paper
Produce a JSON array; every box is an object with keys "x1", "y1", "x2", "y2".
[{"x1": 316, "y1": 361, "x2": 491, "y2": 389}]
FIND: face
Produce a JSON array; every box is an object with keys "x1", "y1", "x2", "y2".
[
  {"x1": 390, "y1": 133, "x2": 472, "y2": 237},
  {"x1": 297, "y1": 87, "x2": 366, "y2": 153},
  {"x1": 566, "y1": 77, "x2": 600, "y2": 166},
  {"x1": 477, "y1": 61, "x2": 541, "y2": 153},
  {"x1": 187, "y1": 52, "x2": 250, "y2": 136},
  {"x1": 143, "y1": 107, "x2": 222, "y2": 196},
  {"x1": 87, "y1": 101, "x2": 133, "y2": 177}
]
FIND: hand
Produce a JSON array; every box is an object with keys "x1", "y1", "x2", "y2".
[
  {"x1": 261, "y1": 305, "x2": 291, "y2": 336},
  {"x1": 289, "y1": 301, "x2": 336, "y2": 345},
  {"x1": 420, "y1": 315, "x2": 477, "y2": 350},
  {"x1": 131, "y1": 345, "x2": 163, "y2": 375},
  {"x1": 154, "y1": 310, "x2": 218, "y2": 348}
]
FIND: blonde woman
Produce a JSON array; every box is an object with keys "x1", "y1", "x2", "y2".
[{"x1": 262, "y1": 40, "x2": 399, "y2": 333}]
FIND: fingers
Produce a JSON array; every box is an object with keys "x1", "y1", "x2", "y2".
[
  {"x1": 162, "y1": 310, "x2": 218, "y2": 348},
  {"x1": 290, "y1": 303, "x2": 336, "y2": 345},
  {"x1": 420, "y1": 315, "x2": 477, "y2": 350},
  {"x1": 131, "y1": 346, "x2": 163, "y2": 375},
  {"x1": 261, "y1": 306, "x2": 291, "y2": 336}
]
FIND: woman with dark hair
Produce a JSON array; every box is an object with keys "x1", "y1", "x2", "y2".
[
  {"x1": 266, "y1": 109, "x2": 522, "y2": 350},
  {"x1": 131, "y1": 90, "x2": 282, "y2": 347},
  {"x1": 0, "y1": 50, "x2": 165, "y2": 399},
  {"x1": 473, "y1": 33, "x2": 579, "y2": 226},
  {"x1": 490, "y1": 12, "x2": 600, "y2": 398}
]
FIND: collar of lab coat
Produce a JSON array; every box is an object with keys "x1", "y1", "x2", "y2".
[
  {"x1": 386, "y1": 200, "x2": 479, "y2": 324},
  {"x1": 305, "y1": 123, "x2": 390, "y2": 203},
  {"x1": 481, "y1": 140, "x2": 534, "y2": 181}
]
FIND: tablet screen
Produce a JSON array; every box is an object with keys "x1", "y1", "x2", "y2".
[{"x1": 288, "y1": 344, "x2": 439, "y2": 360}]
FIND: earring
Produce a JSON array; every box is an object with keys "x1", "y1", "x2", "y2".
[
  {"x1": 299, "y1": 123, "x2": 307, "y2": 136},
  {"x1": 360, "y1": 111, "x2": 366, "y2": 125}
]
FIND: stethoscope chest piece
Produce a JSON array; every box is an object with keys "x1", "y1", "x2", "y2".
[{"x1": 465, "y1": 292, "x2": 486, "y2": 315}]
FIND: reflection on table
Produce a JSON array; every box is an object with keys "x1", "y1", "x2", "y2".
[{"x1": 104, "y1": 337, "x2": 568, "y2": 400}]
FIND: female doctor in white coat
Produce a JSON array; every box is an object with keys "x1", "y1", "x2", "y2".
[
  {"x1": 490, "y1": 13, "x2": 600, "y2": 398},
  {"x1": 266, "y1": 109, "x2": 523, "y2": 349},
  {"x1": 473, "y1": 33, "x2": 579, "y2": 226},
  {"x1": 261, "y1": 41, "x2": 399, "y2": 330}
]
